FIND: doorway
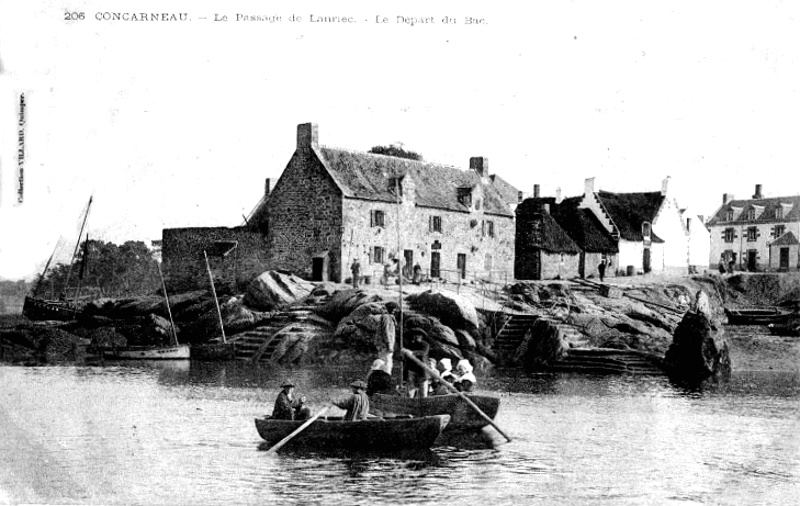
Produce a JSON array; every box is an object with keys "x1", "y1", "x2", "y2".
[
  {"x1": 404, "y1": 250, "x2": 413, "y2": 277},
  {"x1": 430, "y1": 252, "x2": 441, "y2": 278},
  {"x1": 779, "y1": 247, "x2": 789, "y2": 270},
  {"x1": 457, "y1": 254, "x2": 467, "y2": 279},
  {"x1": 643, "y1": 248, "x2": 651, "y2": 273},
  {"x1": 311, "y1": 252, "x2": 329, "y2": 282},
  {"x1": 747, "y1": 250, "x2": 757, "y2": 271}
]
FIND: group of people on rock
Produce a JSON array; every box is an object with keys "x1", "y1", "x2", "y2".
[
  {"x1": 271, "y1": 355, "x2": 478, "y2": 421},
  {"x1": 349, "y1": 258, "x2": 426, "y2": 289}
]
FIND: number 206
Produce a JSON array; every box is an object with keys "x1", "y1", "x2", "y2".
[{"x1": 64, "y1": 12, "x2": 85, "y2": 20}]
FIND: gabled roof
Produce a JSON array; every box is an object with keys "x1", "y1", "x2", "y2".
[
  {"x1": 707, "y1": 195, "x2": 800, "y2": 226},
  {"x1": 771, "y1": 231, "x2": 799, "y2": 247},
  {"x1": 550, "y1": 197, "x2": 619, "y2": 253},
  {"x1": 516, "y1": 199, "x2": 581, "y2": 254},
  {"x1": 318, "y1": 147, "x2": 514, "y2": 217},
  {"x1": 595, "y1": 191, "x2": 665, "y2": 243},
  {"x1": 489, "y1": 174, "x2": 521, "y2": 207}
]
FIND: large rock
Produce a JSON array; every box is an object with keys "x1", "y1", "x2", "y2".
[
  {"x1": 333, "y1": 302, "x2": 396, "y2": 353},
  {"x1": 270, "y1": 320, "x2": 330, "y2": 364},
  {"x1": 403, "y1": 313, "x2": 463, "y2": 360},
  {"x1": 244, "y1": 271, "x2": 315, "y2": 310},
  {"x1": 316, "y1": 289, "x2": 386, "y2": 322},
  {"x1": 663, "y1": 311, "x2": 731, "y2": 381},
  {"x1": 515, "y1": 319, "x2": 568, "y2": 369},
  {"x1": 407, "y1": 290, "x2": 479, "y2": 335}
]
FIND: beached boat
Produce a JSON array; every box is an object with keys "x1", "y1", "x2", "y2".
[
  {"x1": 768, "y1": 323, "x2": 800, "y2": 337},
  {"x1": 22, "y1": 297, "x2": 81, "y2": 321},
  {"x1": 724, "y1": 307, "x2": 794, "y2": 325},
  {"x1": 255, "y1": 414, "x2": 450, "y2": 451},
  {"x1": 369, "y1": 393, "x2": 500, "y2": 431},
  {"x1": 97, "y1": 344, "x2": 190, "y2": 360}
]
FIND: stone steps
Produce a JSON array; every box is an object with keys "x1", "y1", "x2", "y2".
[
  {"x1": 550, "y1": 348, "x2": 665, "y2": 375},
  {"x1": 230, "y1": 309, "x2": 316, "y2": 361},
  {"x1": 494, "y1": 314, "x2": 539, "y2": 351}
]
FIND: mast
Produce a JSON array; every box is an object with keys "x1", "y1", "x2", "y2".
[
  {"x1": 203, "y1": 250, "x2": 227, "y2": 343},
  {"x1": 73, "y1": 233, "x2": 89, "y2": 305},
  {"x1": 155, "y1": 260, "x2": 179, "y2": 346},
  {"x1": 394, "y1": 177, "x2": 404, "y2": 385},
  {"x1": 64, "y1": 196, "x2": 93, "y2": 295}
]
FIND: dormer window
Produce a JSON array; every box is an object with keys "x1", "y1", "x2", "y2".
[
  {"x1": 642, "y1": 222, "x2": 652, "y2": 238},
  {"x1": 388, "y1": 177, "x2": 403, "y2": 197},
  {"x1": 776, "y1": 207, "x2": 783, "y2": 220},
  {"x1": 726, "y1": 209, "x2": 734, "y2": 221},
  {"x1": 457, "y1": 187, "x2": 472, "y2": 208},
  {"x1": 746, "y1": 208, "x2": 756, "y2": 220}
]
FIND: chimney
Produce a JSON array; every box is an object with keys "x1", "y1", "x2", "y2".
[
  {"x1": 470, "y1": 157, "x2": 489, "y2": 179},
  {"x1": 297, "y1": 123, "x2": 318, "y2": 149},
  {"x1": 753, "y1": 184, "x2": 763, "y2": 199},
  {"x1": 661, "y1": 176, "x2": 671, "y2": 196},
  {"x1": 264, "y1": 178, "x2": 271, "y2": 198},
  {"x1": 584, "y1": 177, "x2": 595, "y2": 197},
  {"x1": 533, "y1": 184, "x2": 540, "y2": 198},
  {"x1": 555, "y1": 187, "x2": 563, "y2": 204},
  {"x1": 722, "y1": 193, "x2": 735, "y2": 205},
  {"x1": 542, "y1": 203, "x2": 550, "y2": 214}
]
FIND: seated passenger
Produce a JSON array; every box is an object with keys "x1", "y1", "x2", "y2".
[
  {"x1": 272, "y1": 380, "x2": 306, "y2": 420},
  {"x1": 453, "y1": 359, "x2": 477, "y2": 393}
]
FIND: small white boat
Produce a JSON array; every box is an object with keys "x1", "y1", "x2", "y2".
[{"x1": 98, "y1": 344, "x2": 190, "y2": 360}]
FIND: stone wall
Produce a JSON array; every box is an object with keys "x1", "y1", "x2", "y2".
[
  {"x1": 341, "y1": 197, "x2": 514, "y2": 285},
  {"x1": 265, "y1": 141, "x2": 343, "y2": 281},
  {"x1": 710, "y1": 222, "x2": 800, "y2": 271},
  {"x1": 162, "y1": 227, "x2": 269, "y2": 292}
]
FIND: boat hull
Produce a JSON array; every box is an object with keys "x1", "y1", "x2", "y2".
[
  {"x1": 768, "y1": 323, "x2": 800, "y2": 337},
  {"x1": 724, "y1": 308, "x2": 793, "y2": 325},
  {"x1": 22, "y1": 296, "x2": 79, "y2": 321},
  {"x1": 98, "y1": 344, "x2": 190, "y2": 360},
  {"x1": 255, "y1": 414, "x2": 450, "y2": 451},
  {"x1": 370, "y1": 393, "x2": 500, "y2": 431}
]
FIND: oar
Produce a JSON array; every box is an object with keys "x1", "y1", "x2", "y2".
[
  {"x1": 265, "y1": 406, "x2": 330, "y2": 454},
  {"x1": 401, "y1": 348, "x2": 512, "y2": 442}
]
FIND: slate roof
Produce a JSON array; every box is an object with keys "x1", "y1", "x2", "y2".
[
  {"x1": 318, "y1": 147, "x2": 514, "y2": 217},
  {"x1": 770, "y1": 231, "x2": 799, "y2": 247},
  {"x1": 550, "y1": 197, "x2": 619, "y2": 253},
  {"x1": 707, "y1": 195, "x2": 800, "y2": 226},
  {"x1": 489, "y1": 174, "x2": 522, "y2": 207},
  {"x1": 595, "y1": 190, "x2": 665, "y2": 243},
  {"x1": 516, "y1": 199, "x2": 581, "y2": 254}
]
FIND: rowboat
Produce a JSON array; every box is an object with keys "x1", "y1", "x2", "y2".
[
  {"x1": 724, "y1": 308, "x2": 794, "y2": 325},
  {"x1": 369, "y1": 393, "x2": 500, "y2": 431},
  {"x1": 768, "y1": 323, "x2": 800, "y2": 337},
  {"x1": 97, "y1": 344, "x2": 190, "y2": 360},
  {"x1": 254, "y1": 414, "x2": 450, "y2": 451}
]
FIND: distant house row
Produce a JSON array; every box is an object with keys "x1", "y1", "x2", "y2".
[{"x1": 164, "y1": 123, "x2": 798, "y2": 292}]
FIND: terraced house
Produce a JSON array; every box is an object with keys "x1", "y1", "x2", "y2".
[
  {"x1": 248, "y1": 123, "x2": 518, "y2": 284},
  {"x1": 707, "y1": 185, "x2": 800, "y2": 272}
]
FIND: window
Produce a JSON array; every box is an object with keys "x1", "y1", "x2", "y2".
[
  {"x1": 776, "y1": 207, "x2": 783, "y2": 219},
  {"x1": 484, "y1": 253, "x2": 493, "y2": 271},
  {"x1": 388, "y1": 177, "x2": 403, "y2": 197},
  {"x1": 475, "y1": 199, "x2": 482, "y2": 211},
  {"x1": 429, "y1": 215, "x2": 442, "y2": 233},
  {"x1": 486, "y1": 220, "x2": 495, "y2": 238},
  {"x1": 642, "y1": 222, "x2": 652, "y2": 238},
  {"x1": 726, "y1": 209, "x2": 734, "y2": 221},
  {"x1": 746, "y1": 208, "x2": 756, "y2": 220},
  {"x1": 773, "y1": 224, "x2": 786, "y2": 239},
  {"x1": 457, "y1": 188, "x2": 472, "y2": 208},
  {"x1": 371, "y1": 210, "x2": 385, "y2": 227},
  {"x1": 724, "y1": 228, "x2": 735, "y2": 243},
  {"x1": 746, "y1": 226, "x2": 758, "y2": 242},
  {"x1": 372, "y1": 246, "x2": 384, "y2": 264}
]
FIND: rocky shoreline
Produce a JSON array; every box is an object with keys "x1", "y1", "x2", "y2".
[{"x1": 2, "y1": 272, "x2": 799, "y2": 377}]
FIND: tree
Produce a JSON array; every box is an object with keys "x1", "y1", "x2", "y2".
[
  {"x1": 39, "y1": 239, "x2": 160, "y2": 298},
  {"x1": 368, "y1": 143, "x2": 423, "y2": 161}
]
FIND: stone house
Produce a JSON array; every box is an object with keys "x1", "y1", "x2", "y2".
[
  {"x1": 549, "y1": 195, "x2": 619, "y2": 279},
  {"x1": 248, "y1": 123, "x2": 518, "y2": 284},
  {"x1": 515, "y1": 196, "x2": 581, "y2": 280},
  {"x1": 707, "y1": 184, "x2": 800, "y2": 271}
]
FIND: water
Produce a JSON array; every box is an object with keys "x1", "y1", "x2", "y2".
[{"x1": 0, "y1": 360, "x2": 798, "y2": 506}]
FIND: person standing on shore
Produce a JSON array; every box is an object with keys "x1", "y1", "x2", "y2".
[
  {"x1": 598, "y1": 259, "x2": 607, "y2": 282},
  {"x1": 351, "y1": 258, "x2": 361, "y2": 289}
]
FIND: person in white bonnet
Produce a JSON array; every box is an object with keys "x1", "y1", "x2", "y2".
[{"x1": 453, "y1": 359, "x2": 477, "y2": 392}]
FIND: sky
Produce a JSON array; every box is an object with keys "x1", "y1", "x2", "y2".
[{"x1": 1, "y1": 0, "x2": 799, "y2": 280}]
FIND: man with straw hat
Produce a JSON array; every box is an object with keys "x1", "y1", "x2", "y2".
[
  {"x1": 272, "y1": 380, "x2": 308, "y2": 420},
  {"x1": 332, "y1": 380, "x2": 370, "y2": 421}
]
